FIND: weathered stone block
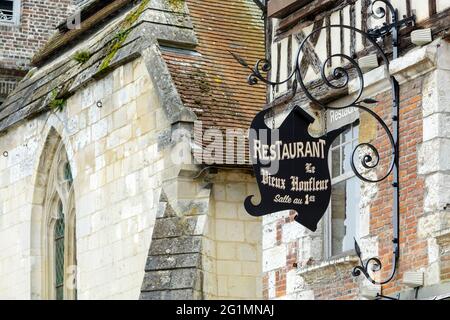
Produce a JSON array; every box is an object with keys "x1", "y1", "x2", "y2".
[
  {"x1": 263, "y1": 222, "x2": 277, "y2": 250},
  {"x1": 418, "y1": 138, "x2": 450, "y2": 175},
  {"x1": 237, "y1": 243, "x2": 258, "y2": 262},
  {"x1": 140, "y1": 289, "x2": 195, "y2": 300},
  {"x1": 244, "y1": 221, "x2": 261, "y2": 244},
  {"x1": 213, "y1": 184, "x2": 226, "y2": 201},
  {"x1": 226, "y1": 183, "x2": 246, "y2": 202},
  {"x1": 141, "y1": 268, "x2": 197, "y2": 291},
  {"x1": 217, "y1": 260, "x2": 242, "y2": 276},
  {"x1": 216, "y1": 242, "x2": 236, "y2": 260},
  {"x1": 227, "y1": 276, "x2": 257, "y2": 298},
  {"x1": 423, "y1": 173, "x2": 450, "y2": 214},
  {"x1": 215, "y1": 201, "x2": 238, "y2": 220},
  {"x1": 423, "y1": 113, "x2": 450, "y2": 142},
  {"x1": 151, "y1": 216, "x2": 197, "y2": 239},
  {"x1": 263, "y1": 246, "x2": 287, "y2": 272},
  {"x1": 149, "y1": 236, "x2": 202, "y2": 256},
  {"x1": 145, "y1": 253, "x2": 201, "y2": 271},
  {"x1": 215, "y1": 220, "x2": 245, "y2": 242},
  {"x1": 282, "y1": 222, "x2": 303, "y2": 244}
]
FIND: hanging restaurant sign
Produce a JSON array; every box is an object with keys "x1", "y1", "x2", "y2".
[
  {"x1": 245, "y1": 106, "x2": 345, "y2": 232},
  {"x1": 234, "y1": 0, "x2": 417, "y2": 288}
]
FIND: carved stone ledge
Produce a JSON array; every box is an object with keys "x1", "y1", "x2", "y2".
[
  {"x1": 297, "y1": 252, "x2": 359, "y2": 284},
  {"x1": 436, "y1": 228, "x2": 450, "y2": 246},
  {"x1": 435, "y1": 228, "x2": 450, "y2": 282}
]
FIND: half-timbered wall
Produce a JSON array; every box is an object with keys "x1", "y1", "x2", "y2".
[
  {"x1": 263, "y1": 0, "x2": 450, "y2": 301},
  {"x1": 269, "y1": 0, "x2": 450, "y2": 100}
]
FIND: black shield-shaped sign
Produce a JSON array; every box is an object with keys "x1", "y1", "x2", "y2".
[{"x1": 245, "y1": 106, "x2": 346, "y2": 232}]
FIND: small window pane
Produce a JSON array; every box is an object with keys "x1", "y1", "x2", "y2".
[
  {"x1": 332, "y1": 149, "x2": 340, "y2": 178},
  {"x1": 342, "y1": 177, "x2": 360, "y2": 251},
  {"x1": 54, "y1": 201, "x2": 65, "y2": 300},
  {"x1": 331, "y1": 177, "x2": 360, "y2": 255},
  {"x1": 0, "y1": 1, "x2": 14, "y2": 22},
  {"x1": 332, "y1": 134, "x2": 340, "y2": 148},
  {"x1": 342, "y1": 142, "x2": 353, "y2": 174},
  {"x1": 329, "y1": 124, "x2": 361, "y2": 257},
  {"x1": 352, "y1": 125, "x2": 357, "y2": 139},
  {"x1": 64, "y1": 162, "x2": 73, "y2": 185},
  {"x1": 331, "y1": 181, "x2": 346, "y2": 256},
  {"x1": 342, "y1": 126, "x2": 351, "y2": 143}
]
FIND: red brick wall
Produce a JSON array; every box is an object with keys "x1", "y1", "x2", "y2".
[
  {"x1": 0, "y1": 0, "x2": 76, "y2": 71},
  {"x1": 376, "y1": 77, "x2": 426, "y2": 296},
  {"x1": 263, "y1": 76, "x2": 426, "y2": 300}
]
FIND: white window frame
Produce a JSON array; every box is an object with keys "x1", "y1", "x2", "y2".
[
  {"x1": 324, "y1": 123, "x2": 360, "y2": 259},
  {"x1": 0, "y1": 0, "x2": 21, "y2": 25}
]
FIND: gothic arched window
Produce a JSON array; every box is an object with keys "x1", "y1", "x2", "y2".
[{"x1": 39, "y1": 137, "x2": 77, "y2": 300}]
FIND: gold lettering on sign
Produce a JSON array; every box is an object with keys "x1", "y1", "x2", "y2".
[
  {"x1": 290, "y1": 176, "x2": 329, "y2": 192},
  {"x1": 254, "y1": 140, "x2": 326, "y2": 161},
  {"x1": 261, "y1": 169, "x2": 286, "y2": 190}
]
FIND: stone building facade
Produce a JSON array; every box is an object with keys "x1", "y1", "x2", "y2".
[
  {"x1": 262, "y1": 0, "x2": 450, "y2": 300},
  {"x1": 0, "y1": 0, "x2": 266, "y2": 299},
  {"x1": 0, "y1": 0, "x2": 79, "y2": 106},
  {"x1": 2, "y1": 0, "x2": 449, "y2": 302}
]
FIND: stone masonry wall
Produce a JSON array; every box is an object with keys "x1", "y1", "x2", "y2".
[
  {"x1": 140, "y1": 170, "x2": 263, "y2": 300},
  {"x1": 0, "y1": 57, "x2": 167, "y2": 299},
  {"x1": 205, "y1": 171, "x2": 262, "y2": 299}
]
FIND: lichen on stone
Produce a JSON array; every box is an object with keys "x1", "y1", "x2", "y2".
[
  {"x1": 192, "y1": 69, "x2": 210, "y2": 93},
  {"x1": 24, "y1": 68, "x2": 37, "y2": 80},
  {"x1": 168, "y1": 0, "x2": 185, "y2": 11},
  {"x1": 98, "y1": 0, "x2": 150, "y2": 73}
]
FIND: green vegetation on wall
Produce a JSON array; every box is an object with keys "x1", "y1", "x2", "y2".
[
  {"x1": 98, "y1": 0, "x2": 150, "y2": 73},
  {"x1": 73, "y1": 50, "x2": 91, "y2": 64},
  {"x1": 48, "y1": 89, "x2": 66, "y2": 112}
]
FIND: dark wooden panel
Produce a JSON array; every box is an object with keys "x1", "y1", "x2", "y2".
[
  {"x1": 268, "y1": 0, "x2": 314, "y2": 18},
  {"x1": 276, "y1": 0, "x2": 340, "y2": 33}
]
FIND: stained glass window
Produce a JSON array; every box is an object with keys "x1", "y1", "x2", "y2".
[
  {"x1": 54, "y1": 201, "x2": 65, "y2": 300},
  {"x1": 64, "y1": 162, "x2": 73, "y2": 185}
]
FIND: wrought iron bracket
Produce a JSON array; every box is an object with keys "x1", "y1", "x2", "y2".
[
  {"x1": 367, "y1": 15, "x2": 415, "y2": 41},
  {"x1": 231, "y1": 0, "x2": 415, "y2": 287},
  {"x1": 367, "y1": 0, "x2": 415, "y2": 59}
]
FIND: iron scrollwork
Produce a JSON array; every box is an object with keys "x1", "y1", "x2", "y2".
[{"x1": 233, "y1": 0, "x2": 414, "y2": 286}]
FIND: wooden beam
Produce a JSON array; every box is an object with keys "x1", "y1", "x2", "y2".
[
  {"x1": 340, "y1": 9, "x2": 344, "y2": 63},
  {"x1": 326, "y1": 15, "x2": 331, "y2": 68},
  {"x1": 287, "y1": 35, "x2": 293, "y2": 88},
  {"x1": 429, "y1": 0, "x2": 437, "y2": 16},
  {"x1": 406, "y1": 0, "x2": 412, "y2": 17},
  {"x1": 361, "y1": 0, "x2": 369, "y2": 47},
  {"x1": 277, "y1": 0, "x2": 340, "y2": 33},
  {"x1": 268, "y1": 0, "x2": 314, "y2": 18},
  {"x1": 296, "y1": 19, "x2": 324, "y2": 77},
  {"x1": 276, "y1": 42, "x2": 282, "y2": 93},
  {"x1": 275, "y1": 0, "x2": 351, "y2": 40},
  {"x1": 350, "y1": 3, "x2": 356, "y2": 57}
]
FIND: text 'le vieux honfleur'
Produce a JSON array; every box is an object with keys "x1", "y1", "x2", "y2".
[{"x1": 253, "y1": 139, "x2": 329, "y2": 204}]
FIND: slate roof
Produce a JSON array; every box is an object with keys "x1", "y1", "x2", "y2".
[{"x1": 0, "y1": 0, "x2": 266, "y2": 164}]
